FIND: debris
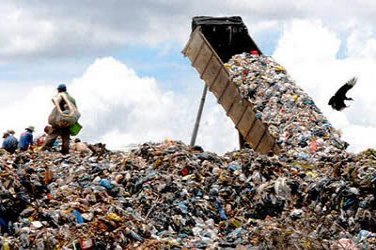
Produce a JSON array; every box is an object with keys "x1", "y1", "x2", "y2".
[
  {"x1": 225, "y1": 53, "x2": 348, "y2": 161},
  {"x1": 0, "y1": 141, "x2": 374, "y2": 248}
]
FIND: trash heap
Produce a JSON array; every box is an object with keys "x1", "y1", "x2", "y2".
[
  {"x1": 225, "y1": 53, "x2": 348, "y2": 162},
  {"x1": 0, "y1": 141, "x2": 375, "y2": 249}
]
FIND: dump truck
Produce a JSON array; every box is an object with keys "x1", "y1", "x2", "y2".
[{"x1": 183, "y1": 16, "x2": 280, "y2": 155}]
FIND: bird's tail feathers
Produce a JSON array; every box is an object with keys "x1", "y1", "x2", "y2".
[{"x1": 347, "y1": 77, "x2": 358, "y2": 86}]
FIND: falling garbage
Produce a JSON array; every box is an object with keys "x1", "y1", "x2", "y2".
[{"x1": 225, "y1": 52, "x2": 349, "y2": 161}]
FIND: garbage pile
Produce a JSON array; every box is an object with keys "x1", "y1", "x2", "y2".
[
  {"x1": 225, "y1": 53, "x2": 348, "y2": 162},
  {"x1": 0, "y1": 141, "x2": 375, "y2": 249}
]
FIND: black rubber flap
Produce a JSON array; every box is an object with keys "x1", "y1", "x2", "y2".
[{"x1": 191, "y1": 16, "x2": 262, "y2": 62}]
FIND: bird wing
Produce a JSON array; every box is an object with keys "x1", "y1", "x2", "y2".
[
  {"x1": 334, "y1": 77, "x2": 357, "y2": 98},
  {"x1": 328, "y1": 96, "x2": 335, "y2": 105}
]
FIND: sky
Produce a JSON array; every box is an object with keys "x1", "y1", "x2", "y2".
[{"x1": 0, "y1": 1, "x2": 375, "y2": 154}]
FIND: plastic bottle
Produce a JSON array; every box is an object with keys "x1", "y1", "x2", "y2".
[
  {"x1": 99, "y1": 179, "x2": 113, "y2": 190},
  {"x1": 215, "y1": 200, "x2": 228, "y2": 220},
  {"x1": 72, "y1": 210, "x2": 84, "y2": 224}
]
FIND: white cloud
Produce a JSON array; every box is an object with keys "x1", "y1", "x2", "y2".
[
  {"x1": 68, "y1": 57, "x2": 186, "y2": 145},
  {"x1": 69, "y1": 57, "x2": 237, "y2": 153},
  {"x1": 273, "y1": 19, "x2": 376, "y2": 153},
  {"x1": 0, "y1": 84, "x2": 53, "y2": 137},
  {"x1": 347, "y1": 28, "x2": 376, "y2": 59},
  {"x1": 0, "y1": 4, "x2": 55, "y2": 59},
  {"x1": 342, "y1": 125, "x2": 376, "y2": 153},
  {"x1": 274, "y1": 20, "x2": 340, "y2": 63}
]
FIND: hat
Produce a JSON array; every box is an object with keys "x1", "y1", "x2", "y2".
[
  {"x1": 26, "y1": 126, "x2": 35, "y2": 132},
  {"x1": 6, "y1": 129, "x2": 15, "y2": 135},
  {"x1": 57, "y1": 83, "x2": 67, "y2": 92}
]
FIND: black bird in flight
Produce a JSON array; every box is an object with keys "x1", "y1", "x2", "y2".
[{"x1": 328, "y1": 77, "x2": 357, "y2": 111}]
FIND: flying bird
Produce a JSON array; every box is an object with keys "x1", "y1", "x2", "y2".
[{"x1": 328, "y1": 77, "x2": 357, "y2": 111}]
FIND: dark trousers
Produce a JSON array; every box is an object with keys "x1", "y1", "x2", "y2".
[{"x1": 41, "y1": 127, "x2": 70, "y2": 154}]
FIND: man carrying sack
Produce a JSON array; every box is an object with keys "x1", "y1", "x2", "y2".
[{"x1": 41, "y1": 84, "x2": 81, "y2": 154}]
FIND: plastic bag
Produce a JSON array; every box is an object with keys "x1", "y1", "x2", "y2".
[{"x1": 69, "y1": 122, "x2": 82, "y2": 136}]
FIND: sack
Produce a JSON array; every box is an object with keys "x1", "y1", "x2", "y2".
[
  {"x1": 48, "y1": 107, "x2": 80, "y2": 127},
  {"x1": 70, "y1": 122, "x2": 82, "y2": 136},
  {"x1": 48, "y1": 93, "x2": 80, "y2": 128}
]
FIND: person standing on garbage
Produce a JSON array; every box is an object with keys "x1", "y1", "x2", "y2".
[
  {"x1": 18, "y1": 126, "x2": 35, "y2": 151},
  {"x1": 2, "y1": 130, "x2": 18, "y2": 153},
  {"x1": 41, "y1": 84, "x2": 79, "y2": 155}
]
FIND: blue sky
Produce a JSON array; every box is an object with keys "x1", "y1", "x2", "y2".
[{"x1": 0, "y1": 1, "x2": 375, "y2": 154}]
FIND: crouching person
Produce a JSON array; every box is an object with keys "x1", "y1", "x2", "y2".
[
  {"x1": 2, "y1": 130, "x2": 18, "y2": 154},
  {"x1": 18, "y1": 126, "x2": 34, "y2": 151}
]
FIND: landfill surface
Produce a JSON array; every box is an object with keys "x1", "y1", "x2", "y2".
[
  {"x1": 0, "y1": 140, "x2": 375, "y2": 249},
  {"x1": 0, "y1": 53, "x2": 375, "y2": 249}
]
